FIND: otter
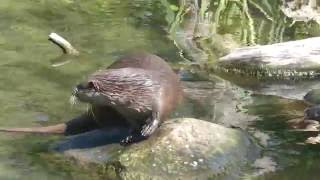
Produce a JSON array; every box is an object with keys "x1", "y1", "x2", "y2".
[{"x1": 0, "y1": 52, "x2": 183, "y2": 145}]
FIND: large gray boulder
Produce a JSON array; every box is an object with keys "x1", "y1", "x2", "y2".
[{"x1": 58, "y1": 118, "x2": 260, "y2": 179}]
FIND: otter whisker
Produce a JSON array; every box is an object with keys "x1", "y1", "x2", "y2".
[
  {"x1": 69, "y1": 95, "x2": 78, "y2": 106},
  {"x1": 88, "y1": 105, "x2": 96, "y2": 120}
]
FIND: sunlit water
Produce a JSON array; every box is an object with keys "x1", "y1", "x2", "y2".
[{"x1": 1, "y1": 0, "x2": 320, "y2": 179}]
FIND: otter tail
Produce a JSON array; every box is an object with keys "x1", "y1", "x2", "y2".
[{"x1": 0, "y1": 123, "x2": 66, "y2": 134}]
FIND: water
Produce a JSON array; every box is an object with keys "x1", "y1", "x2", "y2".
[
  {"x1": 169, "y1": 0, "x2": 320, "y2": 179},
  {"x1": 1, "y1": 0, "x2": 320, "y2": 179},
  {"x1": 172, "y1": 0, "x2": 320, "y2": 179},
  {"x1": 0, "y1": 0, "x2": 181, "y2": 179}
]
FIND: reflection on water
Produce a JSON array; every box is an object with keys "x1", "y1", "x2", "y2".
[
  {"x1": 169, "y1": 0, "x2": 320, "y2": 63},
  {"x1": 210, "y1": 0, "x2": 320, "y2": 45}
]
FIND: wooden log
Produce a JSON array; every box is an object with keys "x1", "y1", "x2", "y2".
[
  {"x1": 215, "y1": 37, "x2": 320, "y2": 79},
  {"x1": 220, "y1": 37, "x2": 320, "y2": 67}
]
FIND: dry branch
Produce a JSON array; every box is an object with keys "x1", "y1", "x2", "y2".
[{"x1": 48, "y1": 32, "x2": 79, "y2": 56}]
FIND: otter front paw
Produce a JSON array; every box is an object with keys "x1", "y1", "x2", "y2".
[
  {"x1": 120, "y1": 135, "x2": 134, "y2": 146},
  {"x1": 120, "y1": 135, "x2": 146, "y2": 146},
  {"x1": 141, "y1": 118, "x2": 160, "y2": 137}
]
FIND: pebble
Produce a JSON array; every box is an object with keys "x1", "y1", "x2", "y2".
[{"x1": 190, "y1": 161, "x2": 198, "y2": 167}]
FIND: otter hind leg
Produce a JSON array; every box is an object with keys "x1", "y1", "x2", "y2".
[
  {"x1": 120, "y1": 98, "x2": 163, "y2": 146},
  {"x1": 141, "y1": 111, "x2": 160, "y2": 137},
  {"x1": 140, "y1": 91, "x2": 165, "y2": 137},
  {"x1": 119, "y1": 113, "x2": 160, "y2": 146}
]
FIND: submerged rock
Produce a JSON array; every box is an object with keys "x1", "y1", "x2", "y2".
[
  {"x1": 58, "y1": 118, "x2": 260, "y2": 179},
  {"x1": 252, "y1": 156, "x2": 277, "y2": 176},
  {"x1": 304, "y1": 105, "x2": 320, "y2": 121},
  {"x1": 304, "y1": 89, "x2": 320, "y2": 105},
  {"x1": 287, "y1": 118, "x2": 320, "y2": 132}
]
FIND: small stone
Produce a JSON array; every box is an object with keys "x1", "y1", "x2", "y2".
[
  {"x1": 152, "y1": 163, "x2": 156, "y2": 167},
  {"x1": 183, "y1": 162, "x2": 188, "y2": 165},
  {"x1": 190, "y1": 161, "x2": 198, "y2": 167},
  {"x1": 198, "y1": 159, "x2": 204, "y2": 163},
  {"x1": 34, "y1": 112, "x2": 49, "y2": 122}
]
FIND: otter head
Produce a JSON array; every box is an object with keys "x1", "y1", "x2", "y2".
[{"x1": 72, "y1": 80, "x2": 108, "y2": 106}]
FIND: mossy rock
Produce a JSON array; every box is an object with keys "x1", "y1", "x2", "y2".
[{"x1": 62, "y1": 118, "x2": 260, "y2": 179}]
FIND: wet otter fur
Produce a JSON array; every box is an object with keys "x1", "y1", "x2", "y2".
[{"x1": 0, "y1": 52, "x2": 183, "y2": 145}]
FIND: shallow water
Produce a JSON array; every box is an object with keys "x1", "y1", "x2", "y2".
[
  {"x1": 1, "y1": 0, "x2": 320, "y2": 179},
  {"x1": 0, "y1": 0, "x2": 181, "y2": 179}
]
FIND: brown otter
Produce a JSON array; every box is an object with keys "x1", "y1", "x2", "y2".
[{"x1": 0, "y1": 52, "x2": 183, "y2": 145}]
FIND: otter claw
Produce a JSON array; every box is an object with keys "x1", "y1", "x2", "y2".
[
  {"x1": 141, "y1": 120, "x2": 159, "y2": 137},
  {"x1": 120, "y1": 135, "x2": 146, "y2": 146},
  {"x1": 120, "y1": 136, "x2": 133, "y2": 146},
  {"x1": 141, "y1": 125, "x2": 153, "y2": 136}
]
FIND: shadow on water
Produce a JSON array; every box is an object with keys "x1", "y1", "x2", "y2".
[{"x1": 52, "y1": 127, "x2": 130, "y2": 152}]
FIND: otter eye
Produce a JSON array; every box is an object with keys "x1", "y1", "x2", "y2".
[
  {"x1": 88, "y1": 81, "x2": 95, "y2": 89},
  {"x1": 76, "y1": 82, "x2": 95, "y2": 90}
]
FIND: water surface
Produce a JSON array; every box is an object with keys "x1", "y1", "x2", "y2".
[
  {"x1": 0, "y1": 0, "x2": 181, "y2": 179},
  {"x1": 1, "y1": 0, "x2": 320, "y2": 179}
]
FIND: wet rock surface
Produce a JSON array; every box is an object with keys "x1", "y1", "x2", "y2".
[{"x1": 56, "y1": 118, "x2": 260, "y2": 179}]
